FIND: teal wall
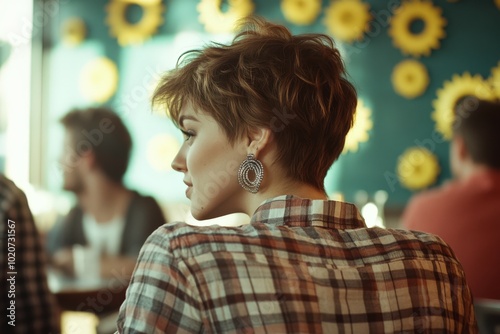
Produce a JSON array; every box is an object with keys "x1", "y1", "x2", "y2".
[{"x1": 43, "y1": 0, "x2": 500, "y2": 208}]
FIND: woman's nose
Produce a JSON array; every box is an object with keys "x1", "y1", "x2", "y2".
[{"x1": 171, "y1": 148, "x2": 186, "y2": 172}]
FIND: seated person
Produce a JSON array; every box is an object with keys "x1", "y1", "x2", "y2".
[
  {"x1": 47, "y1": 107, "x2": 166, "y2": 279},
  {"x1": 403, "y1": 98, "x2": 500, "y2": 301},
  {"x1": 1, "y1": 174, "x2": 59, "y2": 333},
  {"x1": 117, "y1": 18, "x2": 477, "y2": 333}
]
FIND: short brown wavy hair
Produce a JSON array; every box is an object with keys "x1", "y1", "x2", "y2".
[{"x1": 153, "y1": 18, "x2": 357, "y2": 191}]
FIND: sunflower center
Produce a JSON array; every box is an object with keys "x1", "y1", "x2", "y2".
[
  {"x1": 340, "y1": 12, "x2": 354, "y2": 24},
  {"x1": 125, "y1": 3, "x2": 144, "y2": 25},
  {"x1": 218, "y1": 0, "x2": 231, "y2": 13},
  {"x1": 409, "y1": 18, "x2": 425, "y2": 35}
]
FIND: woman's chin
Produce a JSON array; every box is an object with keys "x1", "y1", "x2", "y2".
[
  {"x1": 190, "y1": 205, "x2": 235, "y2": 222},
  {"x1": 190, "y1": 210, "x2": 218, "y2": 222},
  {"x1": 189, "y1": 205, "x2": 212, "y2": 221}
]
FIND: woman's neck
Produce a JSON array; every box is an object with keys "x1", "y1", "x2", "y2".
[{"x1": 244, "y1": 178, "x2": 327, "y2": 216}]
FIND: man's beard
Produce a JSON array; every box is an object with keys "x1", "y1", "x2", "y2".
[{"x1": 62, "y1": 169, "x2": 85, "y2": 194}]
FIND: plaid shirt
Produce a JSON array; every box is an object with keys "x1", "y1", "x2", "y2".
[
  {"x1": 117, "y1": 195, "x2": 477, "y2": 333},
  {"x1": 0, "y1": 175, "x2": 59, "y2": 333}
]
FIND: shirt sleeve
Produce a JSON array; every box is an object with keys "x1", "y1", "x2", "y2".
[
  {"x1": 116, "y1": 227, "x2": 202, "y2": 333},
  {"x1": 0, "y1": 176, "x2": 60, "y2": 333},
  {"x1": 45, "y1": 206, "x2": 84, "y2": 255}
]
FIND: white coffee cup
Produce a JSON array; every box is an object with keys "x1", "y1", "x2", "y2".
[{"x1": 73, "y1": 244, "x2": 101, "y2": 282}]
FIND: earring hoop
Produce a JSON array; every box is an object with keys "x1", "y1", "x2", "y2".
[{"x1": 238, "y1": 154, "x2": 264, "y2": 193}]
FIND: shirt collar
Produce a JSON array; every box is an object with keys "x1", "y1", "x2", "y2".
[{"x1": 250, "y1": 195, "x2": 366, "y2": 229}]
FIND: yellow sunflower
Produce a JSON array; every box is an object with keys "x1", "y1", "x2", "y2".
[
  {"x1": 432, "y1": 72, "x2": 496, "y2": 140},
  {"x1": 324, "y1": 0, "x2": 371, "y2": 43},
  {"x1": 489, "y1": 61, "x2": 500, "y2": 98},
  {"x1": 147, "y1": 134, "x2": 181, "y2": 171},
  {"x1": 281, "y1": 0, "x2": 322, "y2": 26},
  {"x1": 61, "y1": 17, "x2": 86, "y2": 45},
  {"x1": 392, "y1": 59, "x2": 429, "y2": 99},
  {"x1": 496, "y1": 0, "x2": 500, "y2": 9},
  {"x1": 343, "y1": 99, "x2": 373, "y2": 153},
  {"x1": 106, "y1": 0, "x2": 164, "y2": 46},
  {"x1": 79, "y1": 57, "x2": 119, "y2": 103},
  {"x1": 397, "y1": 147, "x2": 440, "y2": 191},
  {"x1": 389, "y1": 0, "x2": 447, "y2": 57},
  {"x1": 197, "y1": 0, "x2": 255, "y2": 34}
]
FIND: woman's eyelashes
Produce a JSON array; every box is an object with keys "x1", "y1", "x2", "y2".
[{"x1": 181, "y1": 129, "x2": 195, "y2": 142}]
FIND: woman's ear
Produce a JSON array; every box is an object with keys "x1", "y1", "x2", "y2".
[{"x1": 246, "y1": 127, "x2": 272, "y2": 158}]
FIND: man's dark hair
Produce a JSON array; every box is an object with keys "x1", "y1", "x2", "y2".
[
  {"x1": 60, "y1": 107, "x2": 132, "y2": 183},
  {"x1": 453, "y1": 98, "x2": 500, "y2": 169}
]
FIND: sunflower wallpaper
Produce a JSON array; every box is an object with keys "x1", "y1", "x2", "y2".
[{"x1": 39, "y1": 0, "x2": 500, "y2": 210}]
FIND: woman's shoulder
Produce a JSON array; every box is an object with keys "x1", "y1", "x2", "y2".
[
  {"x1": 145, "y1": 222, "x2": 254, "y2": 256},
  {"x1": 152, "y1": 221, "x2": 251, "y2": 238},
  {"x1": 377, "y1": 227, "x2": 459, "y2": 263}
]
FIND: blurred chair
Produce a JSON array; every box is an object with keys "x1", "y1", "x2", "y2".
[{"x1": 475, "y1": 299, "x2": 500, "y2": 334}]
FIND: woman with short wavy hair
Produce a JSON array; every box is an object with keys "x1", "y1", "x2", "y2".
[{"x1": 117, "y1": 18, "x2": 477, "y2": 333}]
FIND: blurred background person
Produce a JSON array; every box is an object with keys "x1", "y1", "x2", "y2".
[
  {"x1": 403, "y1": 98, "x2": 500, "y2": 300},
  {"x1": 1, "y1": 174, "x2": 60, "y2": 333},
  {"x1": 47, "y1": 107, "x2": 166, "y2": 279}
]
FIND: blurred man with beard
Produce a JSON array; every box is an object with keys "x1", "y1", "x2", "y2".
[{"x1": 47, "y1": 107, "x2": 166, "y2": 279}]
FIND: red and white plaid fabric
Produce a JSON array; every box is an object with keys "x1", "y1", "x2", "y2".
[{"x1": 117, "y1": 195, "x2": 477, "y2": 333}]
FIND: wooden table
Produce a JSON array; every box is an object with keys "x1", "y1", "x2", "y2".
[{"x1": 48, "y1": 269, "x2": 128, "y2": 315}]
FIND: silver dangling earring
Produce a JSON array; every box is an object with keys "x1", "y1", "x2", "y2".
[{"x1": 238, "y1": 154, "x2": 264, "y2": 193}]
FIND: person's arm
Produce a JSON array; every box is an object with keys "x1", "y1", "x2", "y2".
[
  {"x1": 108, "y1": 195, "x2": 167, "y2": 280},
  {"x1": 46, "y1": 207, "x2": 83, "y2": 255},
  {"x1": 117, "y1": 226, "x2": 202, "y2": 333},
  {"x1": 46, "y1": 208, "x2": 84, "y2": 276},
  {"x1": 100, "y1": 254, "x2": 137, "y2": 279},
  {"x1": 0, "y1": 176, "x2": 60, "y2": 333}
]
